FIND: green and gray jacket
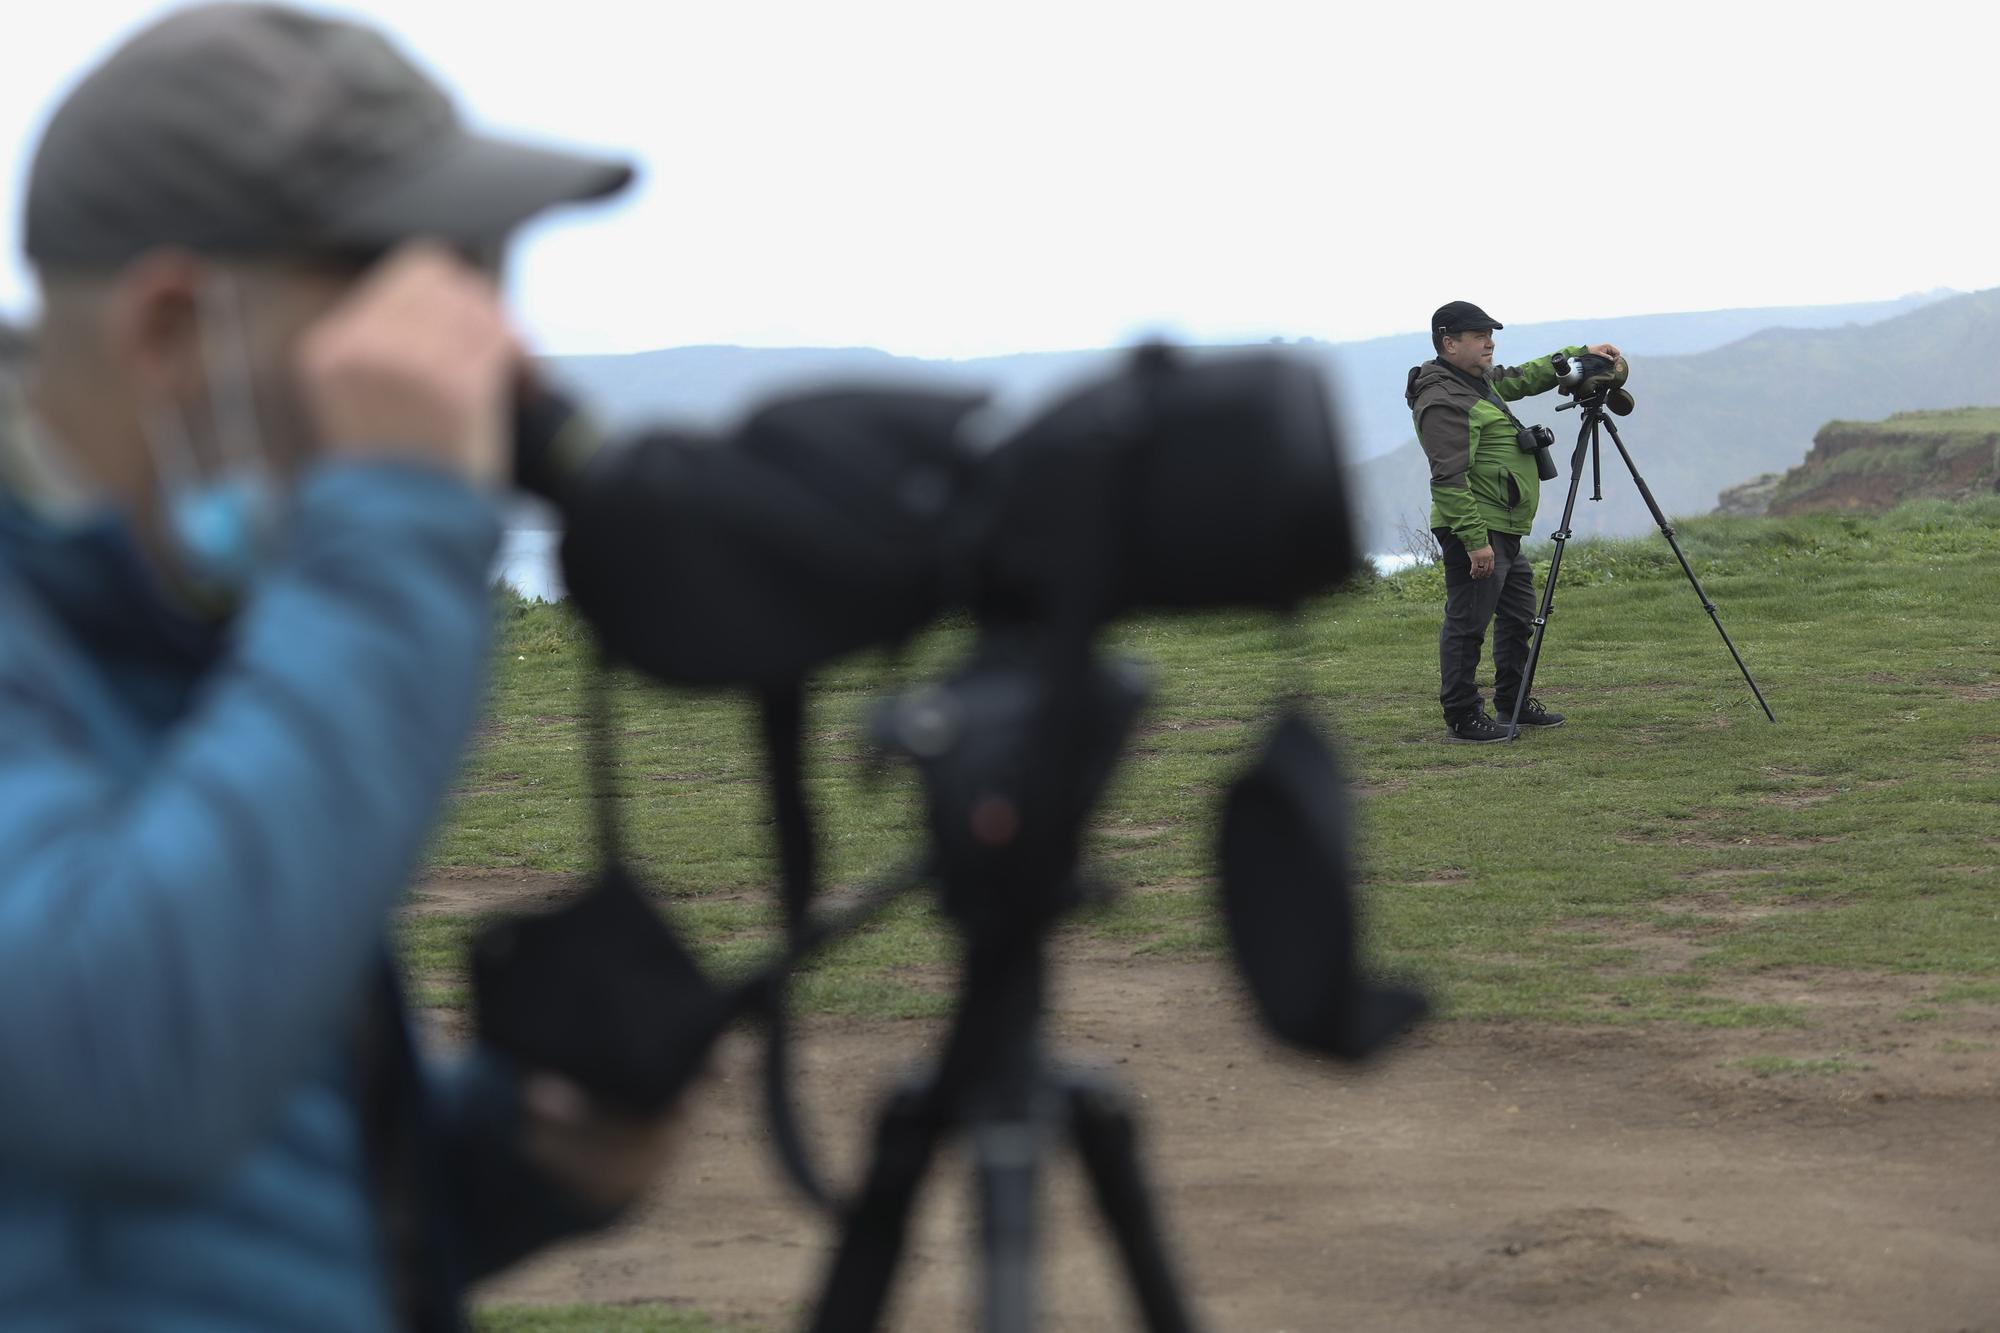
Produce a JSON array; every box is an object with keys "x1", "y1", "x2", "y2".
[{"x1": 1404, "y1": 347, "x2": 1582, "y2": 549}]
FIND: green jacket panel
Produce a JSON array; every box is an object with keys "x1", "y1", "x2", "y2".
[{"x1": 1404, "y1": 347, "x2": 1582, "y2": 548}]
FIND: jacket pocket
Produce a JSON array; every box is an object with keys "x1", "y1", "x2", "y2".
[{"x1": 1505, "y1": 472, "x2": 1522, "y2": 509}]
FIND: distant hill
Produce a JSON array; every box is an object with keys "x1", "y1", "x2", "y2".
[
  {"x1": 1309, "y1": 290, "x2": 1950, "y2": 463},
  {"x1": 1348, "y1": 288, "x2": 2000, "y2": 553},
  {"x1": 547, "y1": 293, "x2": 1952, "y2": 459}
]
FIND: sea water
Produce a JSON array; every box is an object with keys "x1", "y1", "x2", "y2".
[{"x1": 494, "y1": 529, "x2": 1417, "y2": 604}]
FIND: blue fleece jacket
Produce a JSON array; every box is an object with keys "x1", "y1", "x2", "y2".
[{"x1": 0, "y1": 460, "x2": 576, "y2": 1330}]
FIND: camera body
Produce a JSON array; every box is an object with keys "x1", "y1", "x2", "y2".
[{"x1": 1516, "y1": 421, "x2": 1560, "y2": 481}]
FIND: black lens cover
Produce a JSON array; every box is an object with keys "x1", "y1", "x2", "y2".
[{"x1": 1218, "y1": 710, "x2": 1426, "y2": 1060}]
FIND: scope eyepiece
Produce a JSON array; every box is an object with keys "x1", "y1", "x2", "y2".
[{"x1": 1552, "y1": 352, "x2": 1589, "y2": 396}]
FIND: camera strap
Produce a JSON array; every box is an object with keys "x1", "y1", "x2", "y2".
[
  {"x1": 755, "y1": 682, "x2": 837, "y2": 1210},
  {"x1": 1474, "y1": 369, "x2": 1531, "y2": 437},
  {"x1": 1441, "y1": 358, "x2": 1530, "y2": 437}
]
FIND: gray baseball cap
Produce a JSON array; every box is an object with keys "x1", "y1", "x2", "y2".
[{"x1": 23, "y1": 3, "x2": 633, "y2": 268}]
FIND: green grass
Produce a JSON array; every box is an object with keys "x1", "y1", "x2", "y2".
[
  {"x1": 409, "y1": 498, "x2": 2000, "y2": 1028},
  {"x1": 1820, "y1": 406, "x2": 2000, "y2": 435}
]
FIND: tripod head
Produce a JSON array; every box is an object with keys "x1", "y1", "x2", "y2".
[{"x1": 871, "y1": 636, "x2": 1150, "y2": 942}]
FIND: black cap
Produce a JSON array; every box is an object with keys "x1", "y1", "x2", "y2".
[
  {"x1": 1430, "y1": 301, "x2": 1503, "y2": 338},
  {"x1": 23, "y1": 3, "x2": 634, "y2": 268}
]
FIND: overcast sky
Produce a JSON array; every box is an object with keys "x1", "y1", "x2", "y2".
[{"x1": 2, "y1": 1, "x2": 1994, "y2": 359}]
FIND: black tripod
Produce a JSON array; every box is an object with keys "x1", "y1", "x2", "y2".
[
  {"x1": 805, "y1": 653, "x2": 1202, "y2": 1332},
  {"x1": 1504, "y1": 391, "x2": 1775, "y2": 739},
  {"x1": 807, "y1": 931, "x2": 1200, "y2": 1332}
]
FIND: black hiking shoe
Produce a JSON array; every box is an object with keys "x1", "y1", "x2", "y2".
[
  {"x1": 1497, "y1": 697, "x2": 1566, "y2": 729},
  {"x1": 1444, "y1": 711, "x2": 1511, "y2": 744}
]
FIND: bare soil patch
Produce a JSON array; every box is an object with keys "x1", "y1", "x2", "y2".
[
  {"x1": 1755, "y1": 788, "x2": 1837, "y2": 809},
  {"x1": 427, "y1": 873, "x2": 2000, "y2": 1332},
  {"x1": 405, "y1": 866, "x2": 582, "y2": 918},
  {"x1": 1135, "y1": 717, "x2": 1249, "y2": 737},
  {"x1": 1638, "y1": 890, "x2": 1787, "y2": 929}
]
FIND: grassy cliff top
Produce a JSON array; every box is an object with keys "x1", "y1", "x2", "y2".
[{"x1": 1819, "y1": 405, "x2": 2000, "y2": 434}]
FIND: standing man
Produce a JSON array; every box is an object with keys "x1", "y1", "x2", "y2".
[
  {"x1": 2, "y1": 6, "x2": 682, "y2": 1328},
  {"x1": 1405, "y1": 302, "x2": 1620, "y2": 743}
]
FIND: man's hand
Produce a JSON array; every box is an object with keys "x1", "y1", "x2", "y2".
[
  {"x1": 1468, "y1": 545, "x2": 1495, "y2": 579},
  {"x1": 517, "y1": 1073, "x2": 683, "y2": 1214},
  {"x1": 297, "y1": 242, "x2": 520, "y2": 489},
  {"x1": 1586, "y1": 342, "x2": 1621, "y2": 360}
]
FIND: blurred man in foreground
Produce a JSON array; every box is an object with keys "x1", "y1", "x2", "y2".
[{"x1": 0, "y1": 6, "x2": 678, "y2": 1327}]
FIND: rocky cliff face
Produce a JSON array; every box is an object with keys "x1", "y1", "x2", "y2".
[
  {"x1": 1714, "y1": 472, "x2": 1783, "y2": 517},
  {"x1": 1759, "y1": 409, "x2": 2000, "y2": 516}
]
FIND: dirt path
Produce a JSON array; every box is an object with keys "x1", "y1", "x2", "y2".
[{"x1": 422, "y1": 875, "x2": 2000, "y2": 1331}]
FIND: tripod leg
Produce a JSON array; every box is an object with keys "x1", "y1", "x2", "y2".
[
  {"x1": 1599, "y1": 417, "x2": 1776, "y2": 722},
  {"x1": 973, "y1": 1113, "x2": 1044, "y2": 1333},
  {"x1": 810, "y1": 1081, "x2": 949, "y2": 1333},
  {"x1": 949, "y1": 942, "x2": 1053, "y2": 1333},
  {"x1": 1064, "y1": 1075, "x2": 1205, "y2": 1333},
  {"x1": 1507, "y1": 423, "x2": 1594, "y2": 740}
]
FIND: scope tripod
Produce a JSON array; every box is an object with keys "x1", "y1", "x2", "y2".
[
  {"x1": 1503, "y1": 392, "x2": 1775, "y2": 740},
  {"x1": 804, "y1": 651, "x2": 1203, "y2": 1333},
  {"x1": 807, "y1": 928, "x2": 1200, "y2": 1333}
]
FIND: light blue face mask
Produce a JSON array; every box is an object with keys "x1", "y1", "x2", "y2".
[
  {"x1": 141, "y1": 272, "x2": 286, "y2": 611},
  {"x1": 161, "y1": 467, "x2": 280, "y2": 594}
]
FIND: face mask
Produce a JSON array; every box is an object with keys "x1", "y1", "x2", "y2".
[{"x1": 140, "y1": 271, "x2": 286, "y2": 611}]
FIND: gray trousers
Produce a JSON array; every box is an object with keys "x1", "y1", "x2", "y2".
[{"x1": 1433, "y1": 528, "x2": 1536, "y2": 723}]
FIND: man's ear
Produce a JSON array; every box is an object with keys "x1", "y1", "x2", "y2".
[{"x1": 104, "y1": 249, "x2": 210, "y2": 407}]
